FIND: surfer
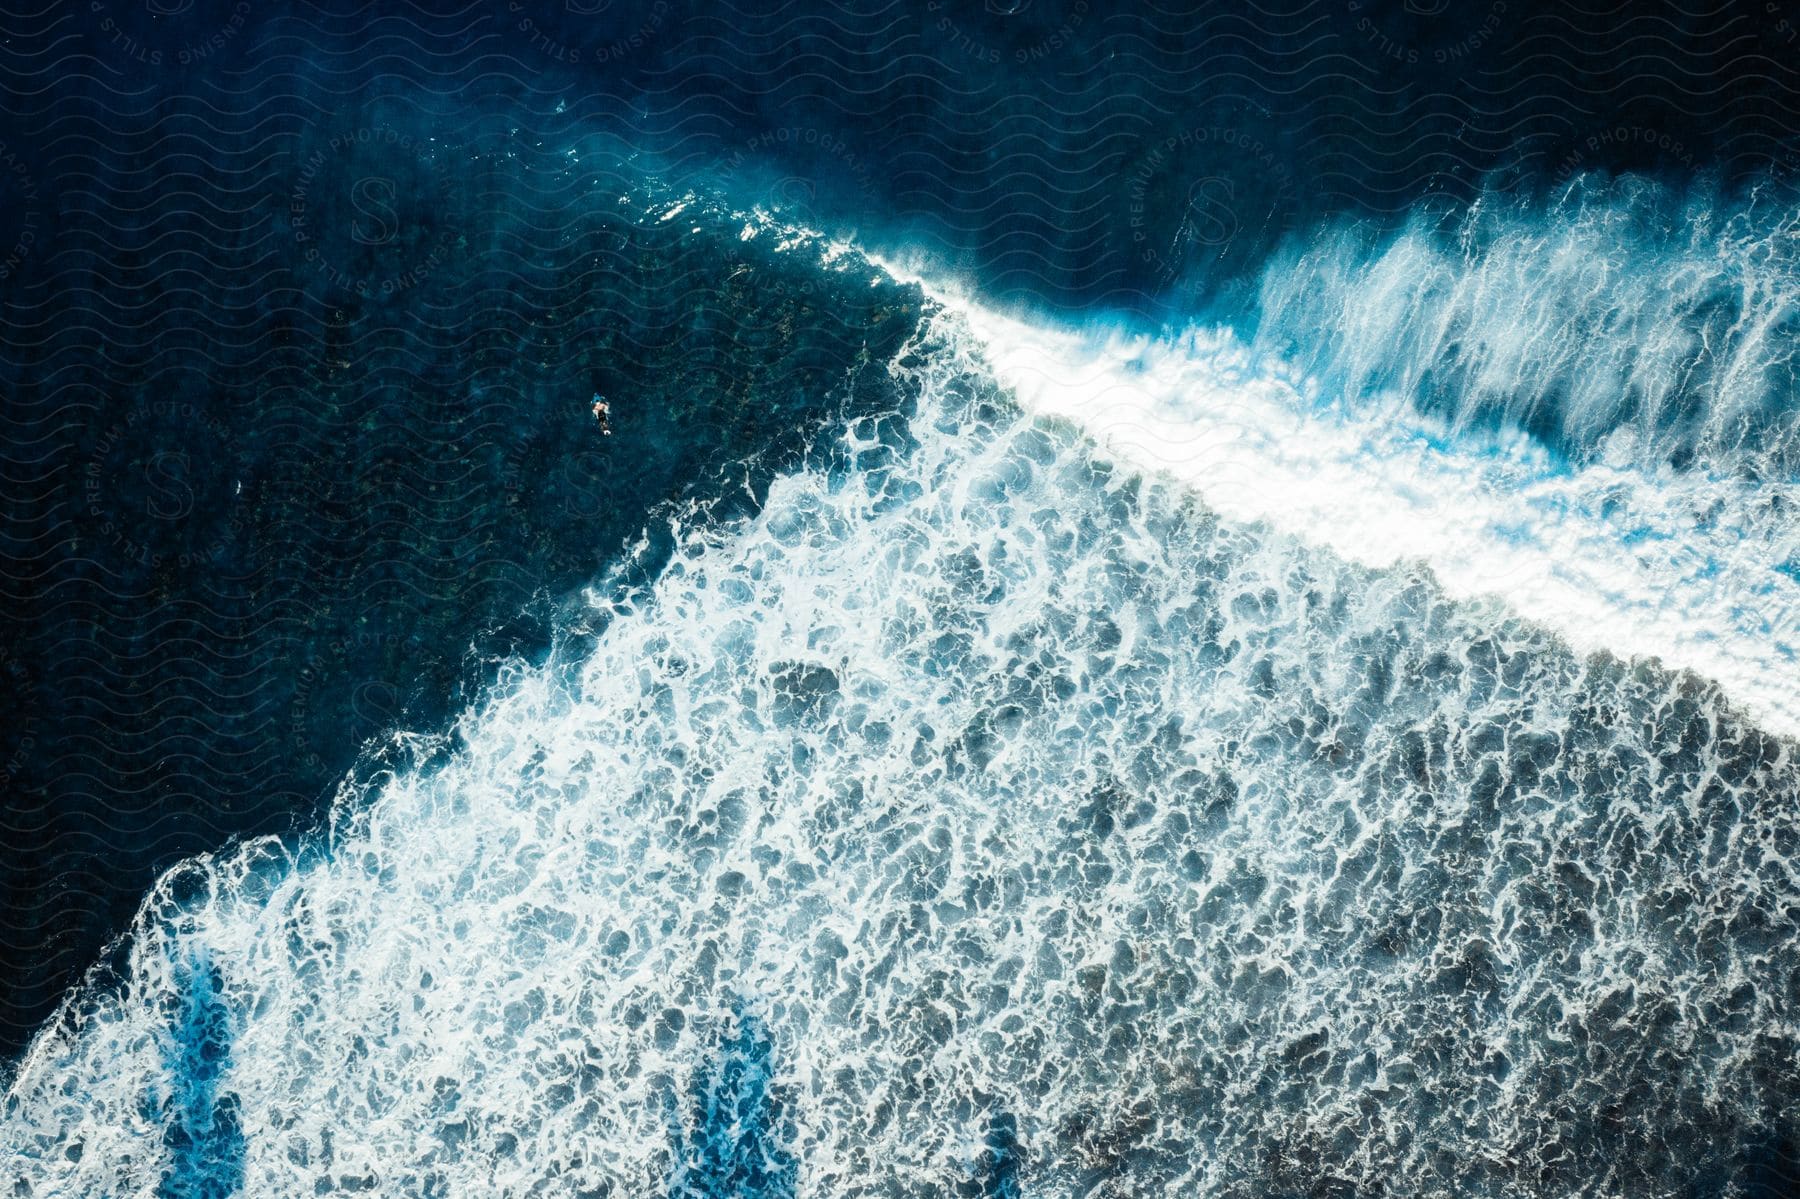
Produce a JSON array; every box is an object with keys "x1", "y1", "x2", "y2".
[{"x1": 590, "y1": 393, "x2": 612, "y2": 435}]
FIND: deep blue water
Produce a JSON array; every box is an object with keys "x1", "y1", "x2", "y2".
[{"x1": 1, "y1": 3, "x2": 1798, "y2": 1195}]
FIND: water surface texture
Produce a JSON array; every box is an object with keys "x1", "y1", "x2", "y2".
[{"x1": 2, "y1": 3, "x2": 1799, "y2": 1197}]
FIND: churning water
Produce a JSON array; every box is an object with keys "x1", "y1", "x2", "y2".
[{"x1": 5, "y1": 193, "x2": 1799, "y2": 1196}]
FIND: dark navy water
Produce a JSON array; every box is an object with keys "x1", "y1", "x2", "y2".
[{"x1": 1, "y1": 3, "x2": 1798, "y2": 1195}]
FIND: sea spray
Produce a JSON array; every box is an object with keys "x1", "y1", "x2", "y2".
[
  {"x1": 940, "y1": 274, "x2": 1800, "y2": 739},
  {"x1": 1252, "y1": 176, "x2": 1800, "y2": 476}
]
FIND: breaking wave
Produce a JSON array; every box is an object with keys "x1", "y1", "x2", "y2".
[
  {"x1": 5, "y1": 291, "x2": 1798, "y2": 1196},
  {"x1": 1252, "y1": 177, "x2": 1800, "y2": 478}
]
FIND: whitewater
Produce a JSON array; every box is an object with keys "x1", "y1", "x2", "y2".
[
  {"x1": 892, "y1": 178, "x2": 1800, "y2": 743},
  {"x1": 4, "y1": 187, "x2": 1798, "y2": 1198}
]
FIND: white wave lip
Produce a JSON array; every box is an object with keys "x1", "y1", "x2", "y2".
[
  {"x1": 927, "y1": 282, "x2": 1800, "y2": 740},
  {"x1": 1258, "y1": 180, "x2": 1800, "y2": 477}
]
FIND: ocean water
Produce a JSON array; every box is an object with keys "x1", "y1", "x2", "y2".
[
  {"x1": 2, "y1": 3, "x2": 1799, "y2": 1196},
  {"x1": 6, "y1": 212, "x2": 1800, "y2": 1194},
  {"x1": 926, "y1": 182, "x2": 1800, "y2": 744}
]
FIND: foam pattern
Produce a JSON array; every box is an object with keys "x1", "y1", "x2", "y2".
[
  {"x1": 4, "y1": 317, "x2": 1798, "y2": 1198},
  {"x1": 1254, "y1": 178, "x2": 1800, "y2": 477}
]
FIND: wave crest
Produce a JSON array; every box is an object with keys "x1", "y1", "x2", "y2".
[
  {"x1": 6, "y1": 312, "x2": 1798, "y2": 1197},
  {"x1": 1253, "y1": 176, "x2": 1800, "y2": 476}
]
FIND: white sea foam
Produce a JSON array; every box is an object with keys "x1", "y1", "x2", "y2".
[
  {"x1": 7, "y1": 188, "x2": 1800, "y2": 1198},
  {"x1": 1255, "y1": 177, "x2": 1800, "y2": 475},
  {"x1": 805, "y1": 185, "x2": 1800, "y2": 745},
  {"x1": 895, "y1": 208, "x2": 1800, "y2": 740},
  {"x1": 5, "y1": 302, "x2": 1797, "y2": 1198}
]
